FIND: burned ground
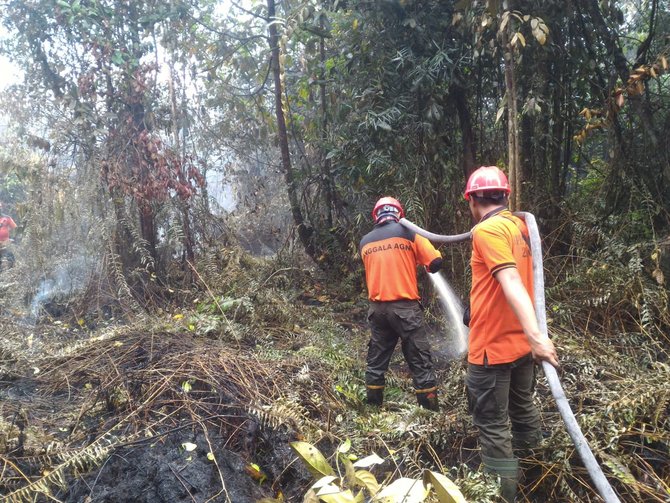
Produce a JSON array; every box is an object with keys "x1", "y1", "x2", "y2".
[{"x1": 1, "y1": 250, "x2": 669, "y2": 502}]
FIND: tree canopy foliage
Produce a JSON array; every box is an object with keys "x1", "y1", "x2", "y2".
[
  {"x1": 0, "y1": 0, "x2": 669, "y2": 501},
  {"x1": 2, "y1": 0, "x2": 669, "y2": 269}
]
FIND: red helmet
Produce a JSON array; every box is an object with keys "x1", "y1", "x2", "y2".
[
  {"x1": 372, "y1": 197, "x2": 404, "y2": 223},
  {"x1": 464, "y1": 166, "x2": 511, "y2": 200}
]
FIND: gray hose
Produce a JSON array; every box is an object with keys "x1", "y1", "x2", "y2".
[
  {"x1": 518, "y1": 212, "x2": 621, "y2": 503},
  {"x1": 399, "y1": 218, "x2": 472, "y2": 243},
  {"x1": 401, "y1": 213, "x2": 621, "y2": 502}
]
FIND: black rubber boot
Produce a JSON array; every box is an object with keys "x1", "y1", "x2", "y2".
[
  {"x1": 513, "y1": 431, "x2": 544, "y2": 493},
  {"x1": 416, "y1": 389, "x2": 439, "y2": 411},
  {"x1": 512, "y1": 429, "x2": 542, "y2": 457},
  {"x1": 482, "y1": 455, "x2": 519, "y2": 503},
  {"x1": 366, "y1": 386, "x2": 384, "y2": 406}
]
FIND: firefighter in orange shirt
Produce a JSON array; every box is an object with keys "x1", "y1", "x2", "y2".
[
  {"x1": 464, "y1": 166, "x2": 559, "y2": 502},
  {"x1": 0, "y1": 202, "x2": 17, "y2": 270},
  {"x1": 360, "y1": 197, "x2": 443, "y2": 410}
]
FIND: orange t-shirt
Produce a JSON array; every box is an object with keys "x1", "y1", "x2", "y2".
[
  {"x1": 0, "y1": 216, "x2": 16, "y2": 242},
  {"x1": 468, "y1": 210, "x2": 534, "y2": 365},
  {"x1": 360, "y1": 222, "x2": 441, "y2": 301}
]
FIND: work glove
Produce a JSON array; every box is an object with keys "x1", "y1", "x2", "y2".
[{"x1": 462, "y1": 301, "x2": 471, "y2": 327}]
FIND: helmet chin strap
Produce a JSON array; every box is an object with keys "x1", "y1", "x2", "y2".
[
  {"x1": 375, "y1": 214, "x2": 399, "y2": 225},
  {"x1": 477, "y1": 205, "x2": 507, "y2": 224},
  {"x1": 374, "y1": 206, "x2": 401, "y2": 224}
]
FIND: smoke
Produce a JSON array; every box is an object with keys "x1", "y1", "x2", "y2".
[{"x1": 29, "y1": 255, "x2": 95, "y2": 321}]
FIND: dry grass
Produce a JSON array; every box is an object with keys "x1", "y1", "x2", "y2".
[{"x1": 0, "y1": 245, "x2": 669, "y2": 502}]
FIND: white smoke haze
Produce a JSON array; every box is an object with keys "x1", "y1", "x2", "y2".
[{"x1": 29, "y1": 254, "x2": 97, "y2": 320}]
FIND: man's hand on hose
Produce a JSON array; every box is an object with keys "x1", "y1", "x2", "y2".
[
  {"x1": 530, "y1": 337, "x2": 559, "y2": 368},
  {"x1": 494, "y1": 267, "x2": 560, "y2": 368}
]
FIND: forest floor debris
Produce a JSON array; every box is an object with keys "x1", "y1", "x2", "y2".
[{"x1": 1, "y1": 250, "x2": 669, "y2": 502}]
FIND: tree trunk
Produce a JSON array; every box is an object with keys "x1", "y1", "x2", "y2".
[
  {"x1": 167, "y1": 54, "x2": 195, "y2": 267},
  {"x1": 584, "y1": 0, "x2": 660, "y2": 148},
  {"x1": 319, "y1": 17, "x2": 334, "y2": 228},
  {"x1": 548, "y1": 27, "x2": 566, "y2": 214},
  {"x1": 450, "y1": 83, "x2": 477, "y2": 178},
  {"x1": 128, "y1": 2, "x2": 157, "y2": 264},
  {"x1": 267, "y1": 0, "x2": 314, "y2": 258},
  {"x1": 578, "y1": 0, "x2": 670, "y2": 199},
  {"x1": 502, "y1": 29, "x2": 521, "y2": 210}
]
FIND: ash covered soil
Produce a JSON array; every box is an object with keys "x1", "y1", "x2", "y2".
[
  {"x1": 1, "y1": 263, "x2": 669, "y2": 502},
  {"x1": 0, "y1": 314, "x2": 331, "y2": 502}
]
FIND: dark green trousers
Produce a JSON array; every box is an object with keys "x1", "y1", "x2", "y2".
[
  {"x1": 365, "y1": 300, "x2": 437, "y2": 392},
  {"x1": 465, "y1": 353, "x2": 542, "y2": 459}
]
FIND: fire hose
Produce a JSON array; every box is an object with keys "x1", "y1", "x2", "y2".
[{"x1": 399, "y1": 215, "x2": 621, "y2": 503}]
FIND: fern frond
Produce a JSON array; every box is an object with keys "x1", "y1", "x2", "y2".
[
  {"x1": 105, "y1": 243, "x2": 143, "y2": 314},
  {"x1": 3, "y1": 433, "x2": 119, "y2": 502},
  {"x1": 247, "y1": 397, "x2": 310, "y2": 433}
]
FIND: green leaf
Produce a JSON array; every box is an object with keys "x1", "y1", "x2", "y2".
[
  {"x1": 602, "y1": 455, "x2": 637, "y2": 485},
  {"x1": 499, "y1": 12, "x2": 510, "y2": 33},
  {"x1": 317, "y1": 489, "x2": 358, "y2": 503},
  {"x1": 219, "y1": 298, "x2": 238, "y2": 311},
  {"x1": 111, "y1": 50, "x2": 124, "y2": 66},
  {"x1": 311, "y1": 475, "x2": 339, "y2": 490},
  {"x1": 304, "y1": 489, "x2": 320, "y2": 503},
  {"x1": 354, "y1": 469, "x2": 380, "y2": 496},
  {"x1": 375, "y1": 477, "x2": 427, "y2": 502},
  {"x1": 495, "y1": 104, "x2": 506, "y2": 124},
  {"x1": 310, "y1": 477, "x2": 355, "y2": 502},
  {"x1": 337, "y1": 439, "x2": 352, "y2": 454},
  {"x1": 532, "y1": 25, "x2": 548, "y2": 45},
  {"x1": 290, "y1": 441, "x2": 335, "y2": 478},
  {"x1": 376, "y1": 121, "x2": 392, "y2": 131},
  {"x1": 516, "y1": 32, "x2": 526, "y2": 47},
  {"x1": 352, "y1": 453, "x2": 384, "y2": 469},
  {"x1": 423, "y1": 470, "x2": 467, "y2": 503},
  {"x1": 340, "y1": 454, "x2": 356, "y2": 489}
]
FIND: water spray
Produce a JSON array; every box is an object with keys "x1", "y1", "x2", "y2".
[
  {"x1": 400, "y1": 216, "x2": 621, "y2": 503},
  {"x1": 427, "y1": 272, "x2": 468, "y2": 359}
]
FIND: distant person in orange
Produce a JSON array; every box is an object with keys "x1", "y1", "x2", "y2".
[
  {"x1": 0, "y1": 202, "x2": 17, "y2": 269},
  {"x1": 360, "y1": 197, "x2": 443, "y2": 410},
  {"x1": 464, "y1": 166, "x2": 559, "y2": 502}
]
